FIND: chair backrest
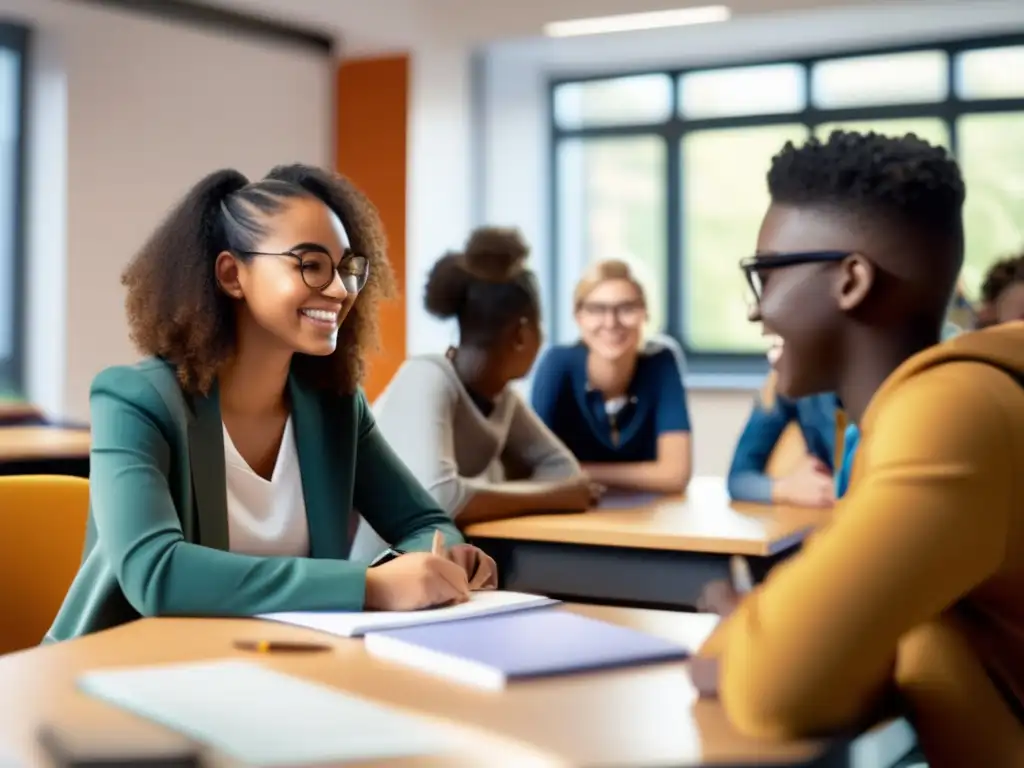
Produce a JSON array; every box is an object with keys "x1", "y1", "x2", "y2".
[{"x1": 0, "y1": 475, "x2": 89, "y2": 654}]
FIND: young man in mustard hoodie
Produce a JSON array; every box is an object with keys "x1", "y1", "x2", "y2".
[{"x1": 696, "y1": 130, "x2": 1024, "y2": 768}]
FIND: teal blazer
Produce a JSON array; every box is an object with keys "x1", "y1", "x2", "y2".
[{"x1": 46, "y1": 358, "x2": 463, "y2": 643}]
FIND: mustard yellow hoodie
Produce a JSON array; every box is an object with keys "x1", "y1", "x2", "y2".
[{"x1": 699, "y1": 322, "x2": 1024, "y2": 767}]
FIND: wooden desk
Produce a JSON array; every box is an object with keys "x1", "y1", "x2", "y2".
[
  {"x1": 0, "y1": 427, "x2": 91, "y2": 477},
  {"x1": 465, "y1": 477, "x2": 828, "y2": 609},
  {"x1": 0, "y1": 604, "x2": 914, "y2": 767}
]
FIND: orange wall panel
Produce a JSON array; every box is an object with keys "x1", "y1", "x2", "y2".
[{"x1": 335, "y1": 55, "x2": 408, "y2": 401}]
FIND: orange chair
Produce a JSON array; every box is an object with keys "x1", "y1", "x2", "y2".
[{"x1": 0, "y1": 475, "x2": 88, "y2": 654}]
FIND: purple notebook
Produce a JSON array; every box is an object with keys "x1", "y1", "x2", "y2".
[{"x1": 363, "y1": 608, "x2": 688, "y2": 689}]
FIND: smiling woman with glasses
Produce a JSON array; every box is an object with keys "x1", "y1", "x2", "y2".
[
  {"x1": 46, "y1": 164, "x2": 499, "y2": 645},
  {"x1": 531, "y1": 259, "x2": 692, "y2": 495}
]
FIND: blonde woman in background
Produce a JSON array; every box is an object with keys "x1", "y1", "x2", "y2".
[{"x1": 531, "y1": 260, "x2": 692, "y2": 494}]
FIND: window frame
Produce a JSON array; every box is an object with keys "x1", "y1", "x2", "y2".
[
  {"x1": 0, "y1": 22, "x2": 28, "y2": 394},
  {"x1": 549, "y1": 32, "x2": 1024, "y2": 377}
]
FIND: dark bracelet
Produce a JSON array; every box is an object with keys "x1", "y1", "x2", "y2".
[{"x1": 368, "y1": 547, "x2": 406, "y2": 567}]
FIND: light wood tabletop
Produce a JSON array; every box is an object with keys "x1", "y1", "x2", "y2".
[
  {"x1": 465, "y1": 476, "x2": 828, "y2": 557},
  {"x1": 0, "y1": 426, "x2": 91, "y2": 462},
  {"x1": 0, "y1": 604, "x2": 854, "y2": 767}
]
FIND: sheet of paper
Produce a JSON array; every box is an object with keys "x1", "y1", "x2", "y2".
[
  {"x1": 78, "y1": 661, "x2": 456, "y2": 766},
  {"x1": 259, "y1": 590, "x2": 558, "y2": 638}
]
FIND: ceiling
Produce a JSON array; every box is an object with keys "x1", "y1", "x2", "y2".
[{"x1": 197, "y1": 0, "x2": 871, "y2": 56}]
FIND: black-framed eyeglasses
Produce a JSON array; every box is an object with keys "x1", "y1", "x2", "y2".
[
  {"x1": 239, "y1": 249, "x2": 370, "y2": 293},
  {"x1": 740, "y1": 250, "x2": 852, "y2": 304},
  {"x1": 577, "y1": 299, "x2": 646, "y2": 327}
]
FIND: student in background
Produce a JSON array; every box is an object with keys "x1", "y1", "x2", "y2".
[
  {"x1": 696, "y1": 131, "x2": 1024, "y2": 767},
  {"x1": 946, "y1": 278, "x2": 980, "y2": 332},
  {"x1": 979, "y1": 251, "x2": 1024, "y2": 326},
  {"x1": 728, "y1": 371, "x2": 839, "y2": 507},
  {"x1": 47, "y1": 165, "x2": 496, "y2": 644},
  {"x1": 531, "y1": 260, "x2": 692, "y2": 494},
  {"x1": 350, "y1": 228, "x2": 598, "y2": 561}
]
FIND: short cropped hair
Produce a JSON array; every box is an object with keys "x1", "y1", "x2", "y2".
[
  {"x1": 767, "y1": 130, "x2": 966, "y2": 259},
  {"x1": 980, "y1": 251, "x2": 1024, "y2": 305}
]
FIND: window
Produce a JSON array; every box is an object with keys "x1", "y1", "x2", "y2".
[
  {"x1": 0, "y1": 25, "x2": 27, "y2": 395},
  {"x1": 551, "y1": 35, "x2": 1024, "y2": 373}
]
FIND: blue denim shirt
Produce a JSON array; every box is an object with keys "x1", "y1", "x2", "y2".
[{"x1": 728, "y1": 391, "x2": 840, "y2": 503}]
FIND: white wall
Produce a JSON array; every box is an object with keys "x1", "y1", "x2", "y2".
[
  {"x1": 1, "y1": 0, "x2": 333, "y2": 419},
  {"x1": 456, "y1": 0, "x2": 1024, "y2": 475},
  {"x1": 406, "y1": 40, "x2": 474, "y2": 357}
]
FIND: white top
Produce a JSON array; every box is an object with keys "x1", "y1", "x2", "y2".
[{"x1": 223, "y1": 417, "x2": 310, "y2": 557}]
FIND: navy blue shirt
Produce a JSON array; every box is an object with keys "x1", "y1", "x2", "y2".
[
  {"x1": 727, "y1": 391, "x2": 840, "y2": 503},
  {"x1": 531, "y1": 341, "x2": 691, "y2": 463}
]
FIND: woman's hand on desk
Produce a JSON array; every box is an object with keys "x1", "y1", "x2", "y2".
[
  {"x1": 363, "y1": 552, "x2": 470, "y2": 611},
  {"x1": 551, "y1": 475, "x2": 605, "y2": 511},
  {"x1": 773, "y1": 456, "x2": 835, "y2": 508},
  {"x1": 446, "y1": 544, "x2": 499, "y2": 590}
]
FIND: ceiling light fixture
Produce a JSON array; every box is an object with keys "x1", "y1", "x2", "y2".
[{"x1": 544, "y1": 6, "x2": 731, "y2": 37}]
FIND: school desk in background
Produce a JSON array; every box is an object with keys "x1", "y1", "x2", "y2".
[
  {"x1": 0, "y1": 425, "x2": 91, "y2": 477},
  {"x1": 465, "y1": 476, "x2": 826, "y2": 610}
]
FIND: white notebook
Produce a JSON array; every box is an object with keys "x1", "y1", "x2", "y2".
[
  {"x1": 78, "y1": 661, "x2": 456, "y2": 766},
  {"x1": 259, "y1": 590, "x2": 558, "y2": 638}
]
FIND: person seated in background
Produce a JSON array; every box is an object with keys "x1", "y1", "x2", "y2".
[
  {"x1": 349, "y1": 228, "x2": 599, "y2": 562},
  {"x1": 531, "y1": 260, "x2": 692, "y2": 494},
  {"x1": 47, "y1": 164, "x2": 497, "y2": 644},
  {"x1": 728, "y1": 371, "x2": 840, "y2": 508},
  {"x1": 946, "y1": 278, "x2": 980, "y2": 332},
  {"x1": 978, "y1": 251, "x2": 1024, "y2": 327},
  {"x1": 696, "y1": 130, "x2": 1024, "y2": 768}
]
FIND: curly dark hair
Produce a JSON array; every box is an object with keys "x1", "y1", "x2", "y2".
[
  {"x1": 423, "y1": 226, "x2": 540, "y2": 347},
  {"x1": 767, "y1": 130, "x2": 966, "y2": 258},
  {"x1": 980, "y1": 251, "x2": 1024, "y2": 305},
  {"x1": 121, "y1": 164, "x2": 395, "y2": 395}
]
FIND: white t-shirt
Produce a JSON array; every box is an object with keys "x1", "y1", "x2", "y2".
[{"x1": 223, "y1": 417, "x2": 310, "y2": 557}]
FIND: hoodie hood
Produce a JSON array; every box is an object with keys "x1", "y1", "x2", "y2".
[
  {"x1": 864, "y1": 321, "x2": 1024, "y2": 428},
  {"x1": 901, "y1": 321, "x2": 1024, "y2": 380}
]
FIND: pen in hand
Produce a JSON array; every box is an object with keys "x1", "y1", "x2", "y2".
[
  {"x1": 432, "y1": 529, "x2": 445, "y2": 558},
  {"x1": 431, "y1": 531, "x2": 471, "y2": 604}
]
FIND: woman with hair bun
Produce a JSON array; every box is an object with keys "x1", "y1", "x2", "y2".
[
  {"x1": 350, "y1": 227, "x2": 599, "y2": 561},
  {"x1": 47, "y1": 164, "x2": 496, "y2": 644}
]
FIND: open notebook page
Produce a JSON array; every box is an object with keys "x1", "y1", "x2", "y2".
[{"x1": 258, "y1": 590, "x2": 558, "y2": 638}]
